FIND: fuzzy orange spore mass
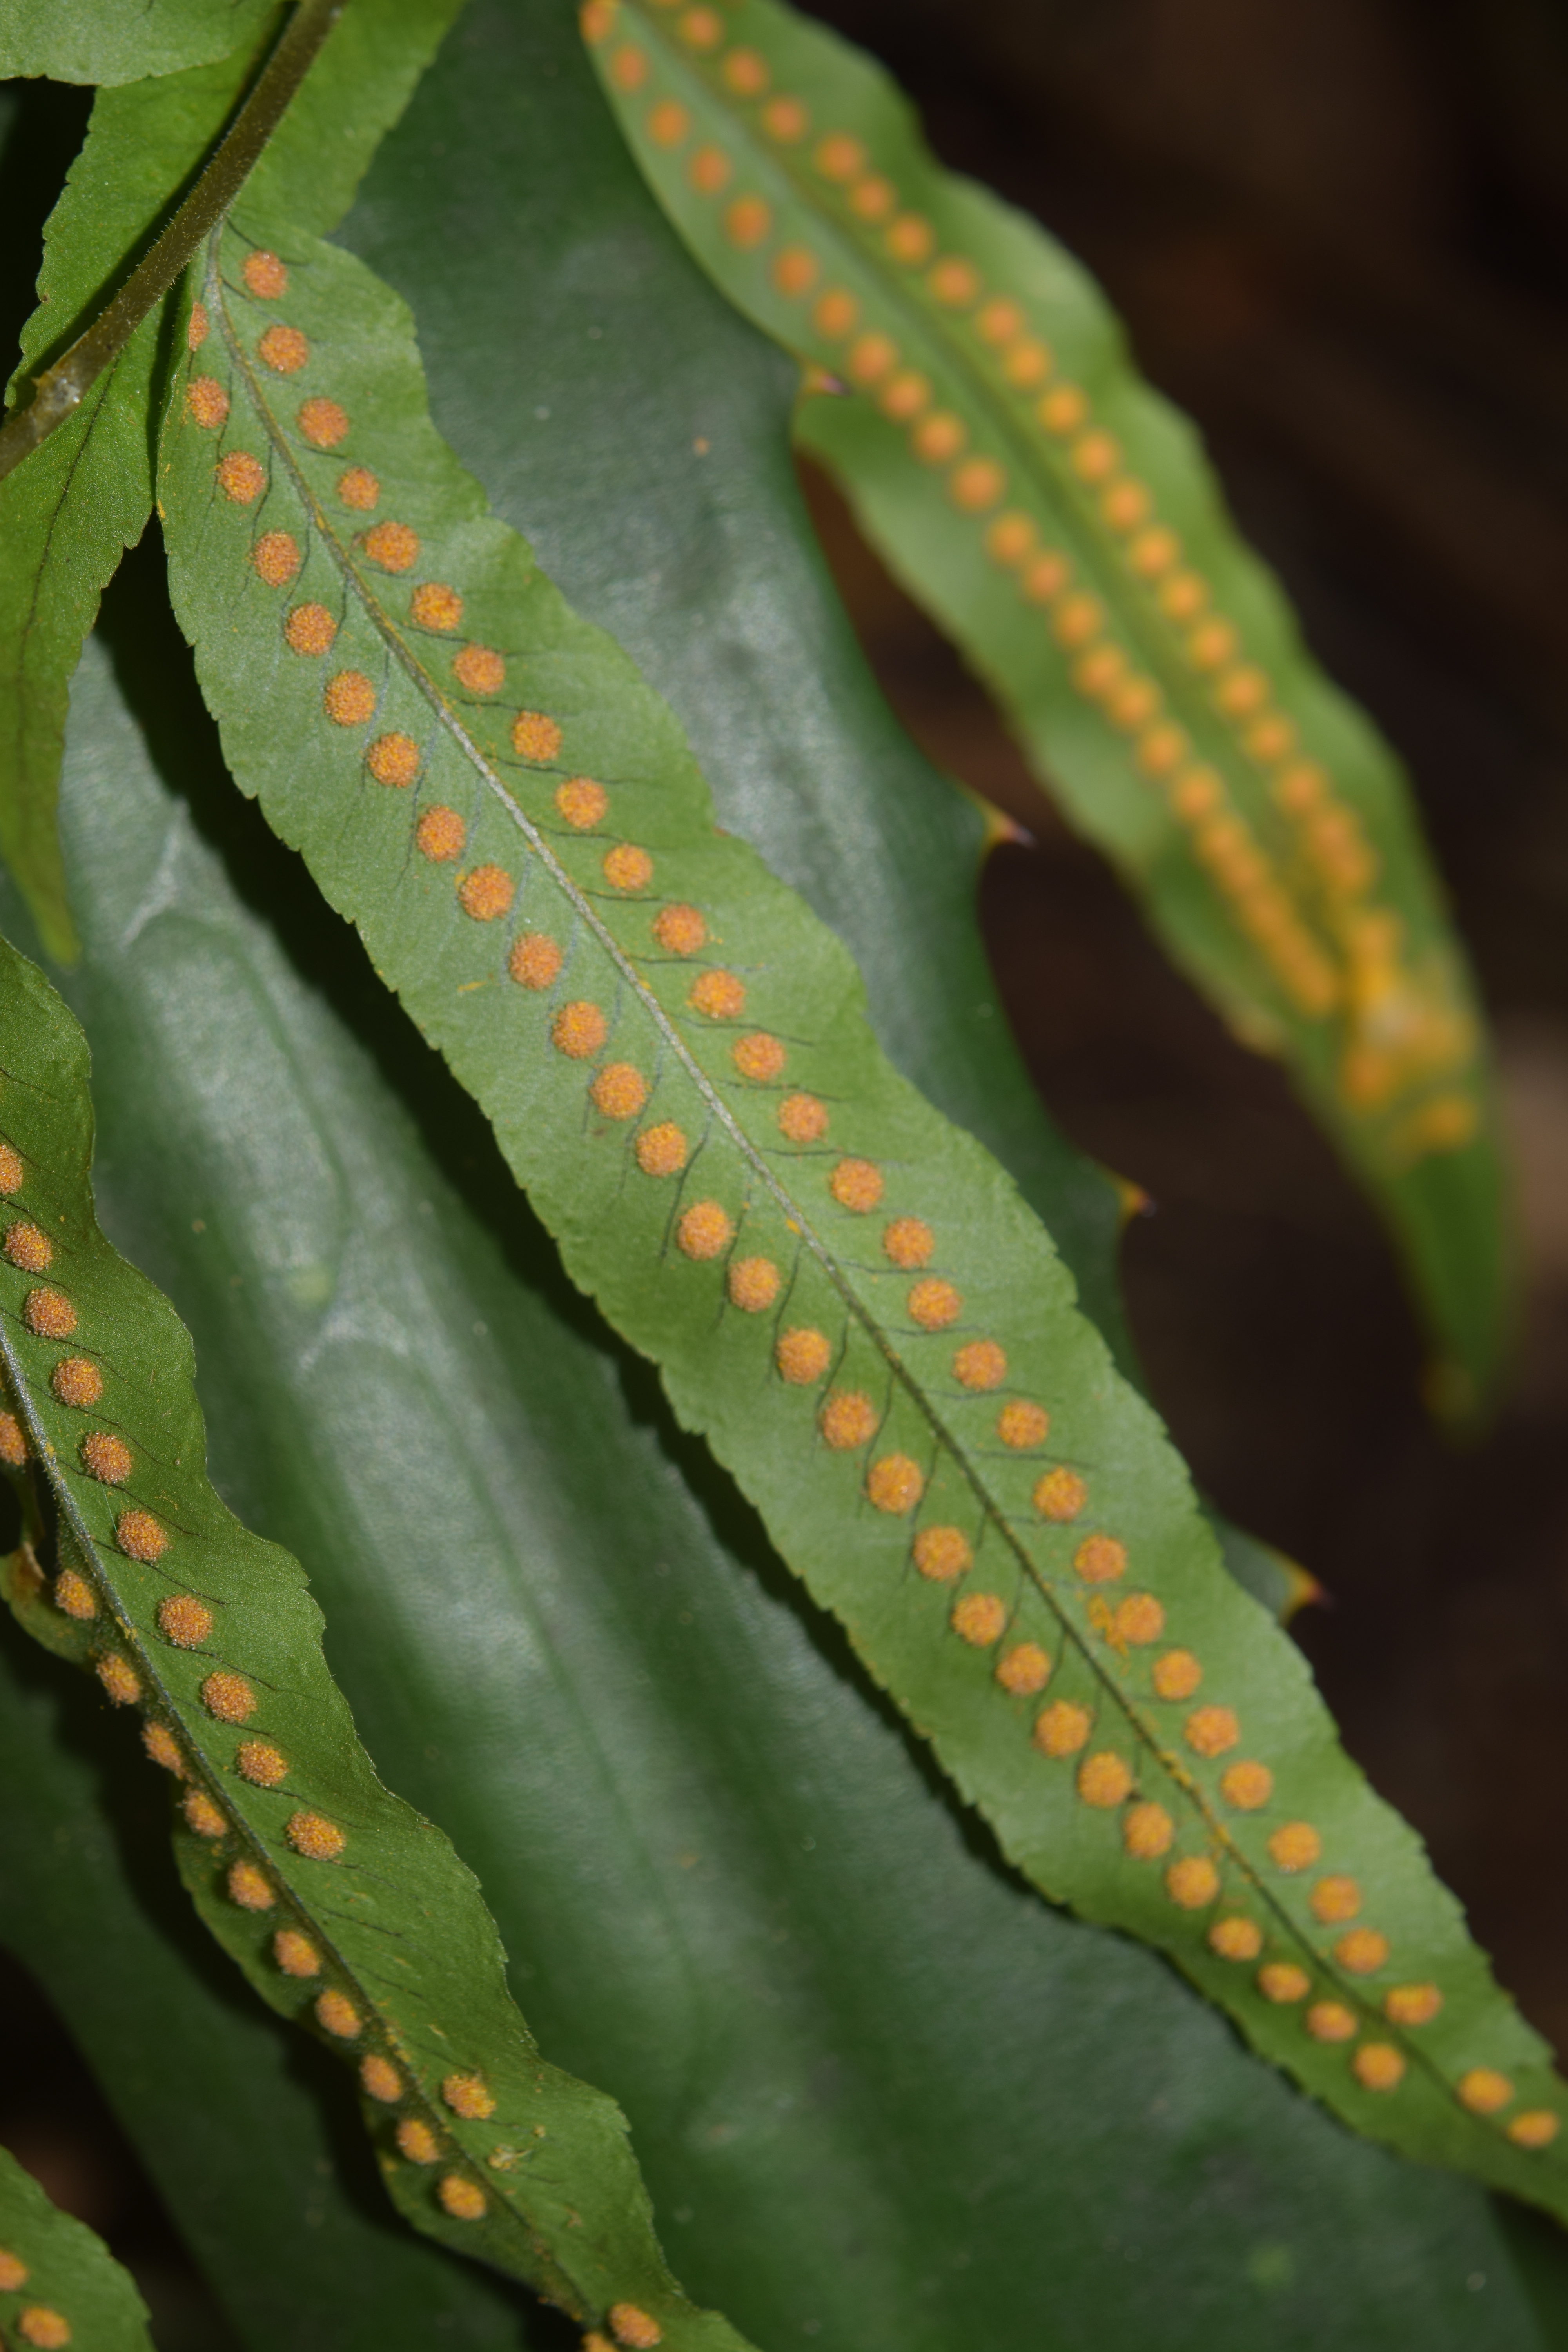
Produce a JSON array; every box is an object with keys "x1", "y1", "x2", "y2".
[
  {"x1": 604, "y1": 844, "x2": 654, "y2": 893},
  {"x1": 846, "y1": 331, "x2": 897, "y2": 387},
  {"x1": 688, "y1": 147, "x2": 731, "y2": 196},
  {"x1": 398, "y1": 2117, "x2": 440, "y2": 2163},
  {"x1": 1032, "y1": 1468, "x2": 1086, "y2": 1523},
  {"x1": 725, "y1": 196, "x2": 771, "y2": 249},
  {"x1": 1209, "y1": 1915, "x2": 1263, "y2": 1962},
  {"x1": 142, "y1": 1722, "x2": 183, "y2": 1773},
  {"x1": 1165, "y1": 1855, "x2": 1220, "y2": 1911},
  {"x1": 908, "y1": 1278, "x2": 961, "y2": 1330},
  {"x1": 952, "y1": 1339, "x2": 1006, "y2": 1391},
  {"x1": 689, "y1": 969, "x2": 746, "y2": 1020},
  {"x1": 1152, "y1": 1648, "x2": 1202, "y2": 1702},
  {"x1": 508, "y1": 934, "x2": 562, "y2": 991},
  {"x1": 677, "y1": 1201, "x2": 733, "y2": 1261},
  {"x1": 813, "y1": 289, "x2": 858, "y2": 338},
  {"x1": 274, "y1": 1928, "x2": 321, "y2": 1978},
  {"x1": 1111, "y1": 1592, "x2": 1165, "y2": 1646},
  {"x1": 995, "y1": 1641, "x2": 1051, "y2": 1695},
  {"x1": 367, "y1": 733, "x2": 420, "y2": 788},
  {"x1": 252, "y1": 529, "x2": 301, "y2": 587},
  {"x1": 361, "y1": 2054, "x2": 402, "y2": 2102},
  {"x1": 548, "y1": 778, "x2": 607, "y2": 834},
  {"x1": 1509, "y1": 2111, "x2": 1561, "y2": 2149},
  {"x1": 4, "y1": 1220, "x2": 51, "y2": 1270},
  {"x1": 773, "y1": 246, "x2": 818, "y2": 297},
  {"x1": 1306, "y1": 2002, "x2": 1357, "y2": 2044},
  {"x1": 731, "y1": 1030, "x2": 784, "y2": 1082},
  {"x1": 117, "y1": 1508, "x2": 168, "y2": 1562},
  {"x1": 998, "y1": 1401, "x2": 1049, "y2": 1449},
  {"x1": 458, "y1": 865, "x2": 515, "y2": 922},
  {"x1": 1384, "y1": 1983, "x2": 1442, "y2": 2028},
  {"x1": 416, "y1": 806, "x2": 466, "y2": 862},
  {"x1": 183, "y1": 1788, "x2": 226, "y2": 1839},
  {"x1": 950, "y1": 457, "x2": 1005, "y2": 512},
  {"x1": 202, "y1": 1670, "x2": 256, "y2": 1722},
  {"x1": 653, "y1": 903, "x2": 706, "y2": 956},
  {"x1": 549, "y1": 1000, "x2": 606, "y2": 1061},
  {"x1": 1122, "y1": 1802, "x2": 1176, "y2": 1861},
  {"x1": 1072, "y1": 1534, "x2": 1124, "y2": 1583},
  {"x1": 911, "y1": 1525, "x2": 970, "y2": 1583},
  {"x1": 316, "y1": 1989, "x2": 361, "y2": 2039},
  {"x1": 0, "y1": 1140, "x2": 21, "y2": 1194},
  {"x1": 1033, "y1": 1700, "x2": 1091, "y2": 1759},
  {"x1": 228, "y1": 1860, "x2": 274, "y2": 1911},
  {"x1": 820, "y1": 1389, "x2": 876, "y2": 1450},
  {"x1": 722, "y1": 45, "x2": 769, "y2": 93},
  {"x1": 54, "y1": 1570, "x2": 96, "y2": 1621},
  {"x1": 1457, "y1": 2067, "x2": 1513, "y2": 2115},
  {"x1": 1021, "y1": 552, "x2": 1071, "y2": 605},
  {"x1": 1267, "y1": 1821, "x2": 1321, "y2": 1873},
  {"x1": 1258, "y1": 1961, "x2": 1309, "y2": 2004},
  {"x1": 775, "y1": 1327, "x2": 831, "y2": 1385},
  {"x1": 1219, "y1": 1759, "x2": 1273, "y2": 1810},
  {"x1": 337, "y1": 465, "x2": 380, "y2": 512},
  {"x1": 285, "y1": 603, "x2": 337, "y2": 656},
  {"x1": 96, "y1": 1653, "x2": 141, "y2": 1705},
  {"x1": 634, "y1": 1122, "x2": 688, "y2": 1178},
  {"x1": 501, "y1": 710, "x2": 563, "y2": 770},
  {"x1": 866, "y1": 1453, "x2": 923, "y2": 1514},
  {"x1": 912, "y1": 412, "x2": 965, "y2": 465},
  {"x1": 16, "y1": 2307, "x2": 70, "y2": 2347},
  {"x1": 770, "y1": 1094, "x2": 824, "y2": 1149},
  {"x1": 288, "y1": 1810, "x2": 347, "y2": 1860},
  {"x1": 258, "y1": 324, "x2": 309, "y2": 374},
  {"x1": 324, "y1": 670, "x2": 376, "y2": 726},
  {"x1": 439, "y1": 2175, "x2": 486, "y2": 2221},
  {"x1": 0, "y1": 1413, "x2": 24, "y2": 1467},
  {"x1": 238, "y1": 1739, "x2": 288, "y2": 1788},
  {"x1": 187, "y1": 303, "x2": 209, "y2": 351},
  {"x1": 243, "y1": 248, "x2": 288, "y2": 299},
  {"x1": 882, "y1": 1216, "x2": 933, "y2": 1268},
  {"x1": 186, "y1": 375, "x2": 229, "y2": 428},
  {"x1": 158, "y1": 1595, "x2": 211, "y2": 1647},
  {"x1": 609, "y1": 2307, "x2": 663, "y2": 2350},
  {"x1": 827, "y1": 1158, "x2": 882, "y2": 1213},
  {"x1": 951, "y1": 1592, "x2": 1006, "y2": 1647},
  {"x1": 648, "y1": 100, "x2": 690, "y2": 149},
  {"x1": 1310, "y1": 1875, "x2": 1361, "y2": 1925},
  {"x1": 588, "y1": 1062, "x2": 648, "y2": 1121},
  {"x1": 1351, "y1": 2043, "x2": 1405, "y2": 2092},
  {"x1": 80, "y1": 1431, "x2": 133, "y2": 1485},
  {"x1": 1077, "y1": 1751, "x2": 1133, "y2": 1809},
  {"x1": 410, "y1": 581, "x2": 463, "y2": 632},
  {"x1": 1185, "y1": 1704, "x2": 1240, "y2": 1759},
  {"x1": 363, "y1": 521, "x2": 419, "y2": 572},
  {"x1": 728, "y1": 1256, "x2": 780, "y2": 1313},
  {"x1": 1335, "y1": 1928, "x2": 1390, "y2": 1976},
  {"x1": 453, "y1": 645, "x2": 506, "y2": 694},
  {"x1": 611, "y1": 42, "x2": 648, "y2": 90},
  {"x1": 762, "y1": 96, "x2": 809, "y2": 143},
  {"x1": 849, "y1": 175, "x2": 895, "y2": 224},
  {"x1": 298, "y1": 396, "x2": 349, "y2": 448},
  {"x1": 443, "y1": 2070, "x2": 496, "y2": 2120}
]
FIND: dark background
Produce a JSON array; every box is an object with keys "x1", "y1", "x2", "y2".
[{"x1": 4, "y1": 0, "x2": 1567, "y2": 2333}]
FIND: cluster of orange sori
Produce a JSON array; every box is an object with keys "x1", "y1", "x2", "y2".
[
  {"x1": 584, "y1": 2306, "x2": 667, "y2": 2351},
  {"x1": 583, "y1": 1, "x2": 1502, "y2": 1109},
  {"x1": 0, "y1": 2255, "x2": 72, "y2": 2350},
  {"x1": 1, "y1": 1105, "x2": 510, "y2": 2227}
]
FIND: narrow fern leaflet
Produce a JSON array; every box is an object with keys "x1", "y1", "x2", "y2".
[
  {"x1": 154, "y1": 216, "x2": 1564, "y2": 2219},
  {"x1": 0, "y1": 2143, "x2": 154, "y2": 2352},
  {"x1": 585, "y1": 0, "x2": 1512, "y2": 1410},
  {"x1": 0, "y1": 940, "x2": 755, "y2": 2352}
]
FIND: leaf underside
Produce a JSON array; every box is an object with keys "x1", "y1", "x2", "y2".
[
  {"x1": 0, "y1": 933, "x2": 753, "y2": 2348},
  {"x1": 0, "y1": 2139, "x2": 155, "y2": 2351},
  {"x1": 585, "y1": 0, "x2": 1514, "y2": 1413},
  {"x1": 145, "y1": 180, "x2": 1565, "y2": 2223}
]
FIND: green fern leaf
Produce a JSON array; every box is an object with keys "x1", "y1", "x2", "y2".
[
  {"x1": 153, "y1": 202, "x2": 1566, "y2": 2218},
  {"x1": 584, "y1": 0, "x2": 1514, "y2": 1414},
  {"x1": 0, "y1": 0, "x2": 269, "y2": 85},
  {"x1": 0, "y1": 932, "x2": 756, "y2": 2349},
  {"x1": 0, "y1": 2141, "x2": 155, "y2": 2351}
]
